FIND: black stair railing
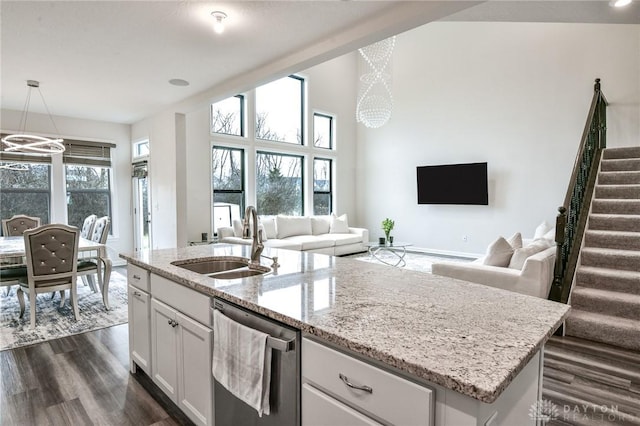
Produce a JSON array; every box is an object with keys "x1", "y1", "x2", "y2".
[{"x1": 549, "y1": 79, "x2": 607, "y2": 304}]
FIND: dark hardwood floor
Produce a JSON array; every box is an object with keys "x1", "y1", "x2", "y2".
[
  {"x1": 0, "y1": 323, "x2": 193, "y2": 426},
  {"x1": 544, "y1": 335, "x2": 640, "y2": 426}
]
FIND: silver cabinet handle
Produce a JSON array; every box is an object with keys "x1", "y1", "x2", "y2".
[
  {"x1": 339, "y1": 373, "x2": 373, "y2": 394},
  {"x1": 133, "y1": 291, "x2": 142, "y2": 297},
  {"x1": 167, "y1": 319, "x2": 178, "y2": 328},
  {"x1": 133, "y1": 274, "x2": 141, "y2": 280}
]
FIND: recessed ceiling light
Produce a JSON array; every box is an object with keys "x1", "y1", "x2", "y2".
[
  {"x1": 169, "y1": 79, "x2": 189, "y2": 87},
  {"x1": 610, "y1": 0, "x2": 632, "y2": 7},
  {"x1": 211, "y1": 11, "x2": 227, "y2": 34}
]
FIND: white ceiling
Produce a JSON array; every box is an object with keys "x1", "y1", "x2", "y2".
[{"x1": 1, "y1": 1, "x2": 638, "y2": 125}]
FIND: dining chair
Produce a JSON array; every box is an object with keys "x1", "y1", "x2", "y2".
[
  {"x1": 2, "y1": 214, "x2": 41, "y2": 236},
  {"x1": 80, "y1": 214, "x2": 98, "y2": 239},
  {"x1": 77, "y1": 216, "x2": 113, "y2": 309},
  {"x1": 1, "y1": 214, "x2": 41, "y2": 296},
  {"x1": 17, "y1": 224, "x2": 80, "y2": 329}
]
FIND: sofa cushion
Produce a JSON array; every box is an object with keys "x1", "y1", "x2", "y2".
[
  {"x1": 482, "y1": 236, "x2": 514, "y2": 267},
  {"x1": 311, "y1": 216, "x2": 331, "y2": 235},
  {"x1": 317, "y1": 233, "x2": 362, "y2": 246},
  {"x1": 282, "y1": 235, "x2": 334, "y2": 251},
  {"x1": 261, "y1": 216, "x2": 278, "y2": 239},
  {"x1": 232, "y1": 219, "x2": 243, "y2": 237},
  {"x1": 507, "y1": 232, "x2": 523, "y2": 250},
  {"x1": 276, "y1": 215, "x2": 312, "y2": 239},
  {"x1": 533, "y1": 221, "x2": 553, "y2": 240},
  {"x1": 329, "y1": 213, "x2": 349, "y2": 234},
  {"x1": 508, "y1": 240, "x2": 553, "y2": 270},
  {"x1": 263, "y1": 239, "x2": 303, "y2": 250}
]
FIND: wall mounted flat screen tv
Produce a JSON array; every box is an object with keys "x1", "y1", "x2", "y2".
[{"x1": 417, "y1": 162, "x2": 488, "y2": 205}]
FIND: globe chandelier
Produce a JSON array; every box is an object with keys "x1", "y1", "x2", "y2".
[
  {"x1": 1, "y1": 80, "x2": 65, "y2": 155},
  {"x1": 356, "y1": 36, "x2": 396, "y2": 129}
]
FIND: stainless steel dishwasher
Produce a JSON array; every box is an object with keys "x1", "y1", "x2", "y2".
[{"x1": 212, "y1": 298, "x2": 300, "y2": 426}]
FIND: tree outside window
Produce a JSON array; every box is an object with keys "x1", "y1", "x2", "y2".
[
  {"x1": 256, "y1": 152, "x2": 303, "y2": 215},
  {"x1": 313, "y1": 158, "x2": 332, "y2": 215},
  {"x1": 255, "y1": 76, "x2": 304, "y2": 144},
  {"x1": 211, "y1": 95, "x2": 244, "y2": 136},
  {"x1": 0, "y1": 162, "x2": 51, "y2": 228},
  {"x1": 65, "y1": 165, "x2": 112, "y2": 231},
  {"x1": 212, "y1": 146, "x2": 245, "y2": 226}
]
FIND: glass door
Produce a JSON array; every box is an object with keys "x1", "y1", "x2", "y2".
[{"x1": 132, "y1": 161, "x2": 151, "y2": 252}]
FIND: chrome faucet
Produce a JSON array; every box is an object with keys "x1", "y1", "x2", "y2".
[{"x1": 242, "y1": 205, "x2": 264, "y2": 265}]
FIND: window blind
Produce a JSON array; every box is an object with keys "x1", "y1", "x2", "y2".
[{"x1": 63, "y1": 139, "x2": 116, "y2": 167}]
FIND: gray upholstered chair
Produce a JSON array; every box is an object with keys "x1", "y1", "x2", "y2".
[
  {"x1": 2, "y1": 214, "x2": 41, "y2": 236},
  {"x1": 1, "y1": 214, "x2": 41, "y2": 295},
  {"x1": 17, "y1": 224, "x2": 80, "y2": 328},
  {"x1": 78, "y1": 216, "x2": 113, "y2": 309}
]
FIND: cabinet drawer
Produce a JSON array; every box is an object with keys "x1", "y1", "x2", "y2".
[
  {"x1": 302, "y1": 338, "x2": 433, "y2": 426},
  {"x1": 128, "y1": 264, "x2": 150, "y2": 292},
  {"x1": 303, "y1": 383, "x2": 383, "y2": 426},
  {"x1": 151, "y1": 274, "x2": 210, "y2": 326}
]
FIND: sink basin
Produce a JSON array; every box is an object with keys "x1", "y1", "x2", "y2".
[{"x1": 171, "y1": 256, "x2": 270, "y2": 279}]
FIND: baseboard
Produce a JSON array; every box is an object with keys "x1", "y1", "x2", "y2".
[{"x1": 408, "y1": 246, "x2": 482, "y2": 260}]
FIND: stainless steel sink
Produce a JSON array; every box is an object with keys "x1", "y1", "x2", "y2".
[{"x1": 171, "y1": 256, "x2": 270, "y2": 279}]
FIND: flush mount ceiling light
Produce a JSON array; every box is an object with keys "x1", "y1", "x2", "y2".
[
  {"x1": 1, "y1": 80, "x2": 64, "y2": 154},
  {"x1": 610, "y1": 0, "x2": 632, "y2": 7},
  {"x1": 211, "y1": 11, "x2": 228, "y2": 34},
  {"x1": 169, "y1": 78, "x2": 190, "y2": 86}
]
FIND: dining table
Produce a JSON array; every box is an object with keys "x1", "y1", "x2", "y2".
[{"x1": 0, "y1": 236, "x2": 113, "y2": 310}]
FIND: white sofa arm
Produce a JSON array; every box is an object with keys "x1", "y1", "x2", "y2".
[
  {"x1": 432, "y1": 262, "x2": 521, "y2": 291},
  {"x1": 349, "y1": 227, "x2": 369, "y2": 243},
  {"x1": 519, "y1": 246, "x2": 556, "y2": 298},
  {"x1": 217, "y1": 226, "x2": 235, "y2": 239}
]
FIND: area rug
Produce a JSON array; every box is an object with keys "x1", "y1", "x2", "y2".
[
  {"x1": 345, "y1": 251, "x2": 474, "y2": 273},
  {"x1": 0, "y1": 268, "x2": 128, "y2": 351}
]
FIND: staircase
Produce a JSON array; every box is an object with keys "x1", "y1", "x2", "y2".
[{"x1": 564, "y1": 146, "x2": 640, "y2": 352}]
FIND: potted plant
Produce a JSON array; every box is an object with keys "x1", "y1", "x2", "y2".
[{"x1": 381, "y1": 218, "x2": 395, "y2": 244}]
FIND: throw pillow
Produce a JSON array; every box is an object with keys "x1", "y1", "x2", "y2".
[
  {"x1": 276, "y1": 215, "x2": 312, "y2": 239},
  {"x1": 232, "y1": 219, "x2": 243, "y2": 237},
  {"x1": 508, "y1": 240, "x2": 552, "y2": 270},
  {"x1": 258, "y1": 223, "x2": 268, "y2": 241},
  {"x1": 329, "y1": 213, "x2": 349, "y2": 234},
  {"x1": 543, "y1": 227, "x2": 556, "y2": 242},
  {"x1": 260, "y1": 216, "x2": 278, "y2": 239},
  {"x1": 506, "y1": 232, "x2": 523, "y2": 250},
  {"x1": 311, "y1": 216, "x2": 332, "y2": 235},
  {"x1": 482, "y1": 236, "x2": 515, "y2": 267},
  {"x1": 533, "y1": 220, "x2": 553, "y2": 240}
]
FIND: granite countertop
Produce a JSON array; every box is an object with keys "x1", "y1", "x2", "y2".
[{"x1": 120, "y1": 243, "x2": 570, "y2": 404}]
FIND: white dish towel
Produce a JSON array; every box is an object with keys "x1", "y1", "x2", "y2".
[{"x1": 212, "y1": 309, "x2": 272, "y2": 417}]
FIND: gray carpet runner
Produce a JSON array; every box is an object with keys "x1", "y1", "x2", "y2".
[{"x1": 565, "y1": 146, "x2": 640, "y2": 352}]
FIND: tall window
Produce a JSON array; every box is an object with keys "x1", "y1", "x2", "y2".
[
  {"x1": 313, "y1": 158, "x2": 332, "y2": 215},
  {"x1": 255, "y1": 76, "x2": 304, "y2": 144},
  {"x1": 0, "y1": 162, "x2": 51, "y2": 227},
  {"x1": 212, "y1": 146, "x2": 245, "y2": 227},
  {"x1": 211, "y1": 95, "x2": 245, "y2": 136},
  {"x1": 65, "y1": 165, "x2": 112, "y2": 230},
  {"x1": 313, "y1": 113, "x2": 333, "y2": 149},
  {"x1": 256, "y1": 151, "x2": 303, "y2": 215}
]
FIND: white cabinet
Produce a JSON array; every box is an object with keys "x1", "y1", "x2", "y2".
[
  {"x1": 302, "y1": 338, "x2": 434, "y2": 426},
  {"x1": 151, "y1": 298, "x2": 213, "y2": 426},
  {"x1": 128, "y1": 285, "x2": 151, "y2": 374},
  {"x1": 127, "y1": 264, "x2": 151, "y2": 375}
]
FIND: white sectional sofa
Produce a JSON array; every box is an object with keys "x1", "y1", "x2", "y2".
[
  {"x1": 217, "y1": 214, "x2": 369, "y2": 256},
  {"x1": 432, "y1": 223, "x2": 557, "y2": 299}
]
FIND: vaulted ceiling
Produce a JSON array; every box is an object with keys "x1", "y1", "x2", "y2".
[{"x1": 1, "y1": 1, "x2": 637, "y2": 125}]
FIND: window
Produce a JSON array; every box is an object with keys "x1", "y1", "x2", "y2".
[
  {"x1": 134, "y1": 140, "x2": 149, "y2": 158},
  {"x1": 212, "y1": 146, "x2": 245, "y2": 227},
  {"x1": 211, "y1": 95, "x2": 245, "y2": 136},
  {"x1": 255, "y1": 76, "x2": 304, "y2": 144},
  {"x1": 256, "y1": 151, "x2": 303, "y2": 215},
  {"x1": 0, "y1": 162, "x2": 51, "y2": 227},
  {"x1": 65, "y1": 165, "x2": 112, "y2": 230},
  {"x1": 313, "y1": 158, "x2": 332, "y2": 215},
  {"x1": 313, "y1": 113, "x2": 333, "y2": 149}
]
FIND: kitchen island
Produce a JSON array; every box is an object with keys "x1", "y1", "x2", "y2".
[{"x1": 120, "y1": 243, "x2": 570, "y2": 426}]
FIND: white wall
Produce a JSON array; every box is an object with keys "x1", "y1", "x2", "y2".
[
  {"x1": 357, "y1": 22, "x2": 640, "y2": 256},
  {"x1": 1, "y1": 108, "x2": 132, "y2": 262}
]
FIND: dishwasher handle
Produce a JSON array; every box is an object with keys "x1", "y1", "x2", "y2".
[{"x1": 212, "y1": 305, "x2": 296, "y2": 352}]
